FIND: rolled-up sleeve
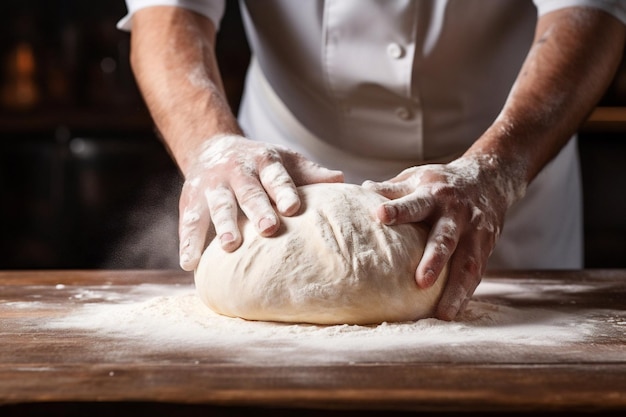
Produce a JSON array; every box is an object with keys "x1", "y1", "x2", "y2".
[
  {"x1": 117, "y1": 0, "x2": 226, "y2": 31},
  {"x1": 533, "y1": 0, "x2": 626, "y2": 24}
]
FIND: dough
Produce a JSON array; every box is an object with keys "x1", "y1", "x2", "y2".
[{"x1": 195, "y1": 183, "x2": 448, "y2": 325}]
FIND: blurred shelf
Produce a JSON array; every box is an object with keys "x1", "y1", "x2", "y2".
[
  {"x1": 1, "y1": 105, "x2": 624, "y2": 137},
  {"x1": 0, "y1": 107, "x2": 154, "y2": 136},
  {"x1": 583, "y1": 106, "x2": 626, "y2": 133}
]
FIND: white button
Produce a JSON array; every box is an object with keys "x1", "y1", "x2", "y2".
[
  {"x1": 386, "y1": 43, "x2": 405, "y2": 59},
  {"x1": 395, "y1": 106, "x2": 412, "y2": 120}
]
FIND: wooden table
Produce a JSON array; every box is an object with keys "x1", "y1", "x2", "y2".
[{"x1": 1, "y1": 269, "x2": 625, "y2": 416}]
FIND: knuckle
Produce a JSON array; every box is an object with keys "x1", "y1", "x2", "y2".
[
  {"x1": 270, "y1": 173, "x2": 294, "y2": 189},
  {"x1": 260, "y1": 163, "x2": 292, "y2": 189},
  {"x1": 431, "y1": 218, "x2": 458, "y2": 256},
  {"x1": 430, "y1": 183, "x2": 455, "y2": 199},
  {"x1": 181, "y1": 207, "x2": 201, "y2": 226},
  {"x1": 435, "y1": 232, "x2": 456, "y2": 252},
  {"x1": 211, "y1": 199, "x2": 235, "y2": 215},
  {"x1": 399, "y1": 198, "x2": 432, "y2": 220},
  {"x1": 234, "y1": 160, "x2": 256, "y2": 177},
  {"x1": 439, "y1": 217, "x2": 458, "y2": 236},
  {"x1": 258, "y1": 147, "x2": 281, "y2": 163},
  {"x1": 461, "y1": 256, "x2": 481, "y2": 277},
  {"x1": 238, "y1": 184, "x2": 268, "y2": 207},
  {"x1": 430, "y1": 187, "x2": 465, "y2": 214},
  {"x1": 206, "y1": 187, "x2": 236, "y2": 222}
]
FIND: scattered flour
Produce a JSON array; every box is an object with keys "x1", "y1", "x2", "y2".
[{"x1": 35, "y1": 279, "x2": 623, "y2": 365}]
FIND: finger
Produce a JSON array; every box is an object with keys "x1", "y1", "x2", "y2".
[
  {"x1": 380, "y1": 165, "x2": 422, "y2": 183},
  {"x1": 285, "y1": 153, "x2": 344, "y2": 185},
  {"x1": 416, "y1": 217, "x2": 459, "y2": 288},
  {"x1": 206, "y1": 185, "x2": 242, "y2": 252},
  {"x1": 259, "y1": 161, "x2": 301, "y2": 216},
  {"x1": 375, "y1": 190, "x2": 433, "y2": 225},
  {"x1": 457, "y1": 277, "x2": 482, "y2": 316},
  {"x1": 231, "y1": 174, "x2": 280, "y2": 237},
  {"x1": 178, "y1": 180, "x2": 213, "y2": 271},
  {"x1": 435, "y1": 250, "x2": 483, "y2": 321},
  {"x1": 362, "y1": 166, "x2": 424, "y2": 197},
  {"x1": 361, "y1": 179, "x2": 409, "y2": 200}
]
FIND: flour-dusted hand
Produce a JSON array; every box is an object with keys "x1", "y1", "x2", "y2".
[
  {"x1": 363, "y1": 154, "x2": 526, "y2": 321},
  {"x1": 179, "y1": 134, "x2": 344, "y2": 271}
]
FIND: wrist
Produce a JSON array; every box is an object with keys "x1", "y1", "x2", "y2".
[{"x1": 453, "y1": 150, "x2": 528, "y2": 209}]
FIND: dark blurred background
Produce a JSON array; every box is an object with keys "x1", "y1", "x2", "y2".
[{"x1": 0, "y1": 1, "x2": 624, "y2": 270}]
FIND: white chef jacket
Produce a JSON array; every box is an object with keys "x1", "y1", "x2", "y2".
[{"x1": 118, "y1": 0, "x2": 626, "y2": 269}]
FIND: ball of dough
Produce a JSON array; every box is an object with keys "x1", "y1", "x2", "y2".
[{"x1": 195, "y1": 183, "x2": 448, "y2": 325}]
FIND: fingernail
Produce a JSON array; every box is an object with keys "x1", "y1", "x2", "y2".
[
  {"x1": 258, "y1": 217, "x2": 276, "y2": 233},
  {"x1": 180, "y1": 252, "x2": 190, "y2": 264},
  {"x1": 421, "y1": 270, "x2": 436, "y2": 287},
  {"x1": 383, "y1": 205, "x2": 397, "y2": 224},
  {"x1": 277, "y1": 195, "x2": 299, "y2": 214},
  {"x1": 179, "y1": 252, "x2": 195, "y2": 271},
  {"x1": 220, "y1": 232, "x2": 235, "y2": 245}
]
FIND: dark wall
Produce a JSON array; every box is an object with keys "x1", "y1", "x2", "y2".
[
  {"x1": 0, "y1": 1, "x2": 249, "y2": 269},
  {"x1": 0, "y1": 1, "x2": 623, "y2": 269}
]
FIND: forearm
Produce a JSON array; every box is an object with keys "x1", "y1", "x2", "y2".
[
  {"x1": 130, "y1": 6, "x2": 242, "y2": 176},
  {"x1": 467, "y1": 7, "x2": 625, "y2": 191}
]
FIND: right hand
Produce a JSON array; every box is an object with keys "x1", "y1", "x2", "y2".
[
  {"x1": 362, "y1": 154, "x2": 525, "y2": 321},
  {"x1": 178, "y1": 134, "x2": 344, "y2": 271}
]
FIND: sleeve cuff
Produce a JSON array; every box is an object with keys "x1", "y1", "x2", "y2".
[
  {"x1": 117, "y1": 0, "x2": 226, "y2": 31},
  {"x1": 533, "y1": 0, "x2": 626, "y2": 24}
]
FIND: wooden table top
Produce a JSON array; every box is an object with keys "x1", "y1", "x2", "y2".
[{"x1": 1, "y1": 269, "x2": 625, "y2": 416}]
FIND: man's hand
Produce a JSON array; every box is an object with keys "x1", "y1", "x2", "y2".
[
  {"x1": 363, "y1": 154, "x2": 525, "y2": 321},
  {"x1": 179, "y1": 134, "x2": 343, "y2": 271},
  {"x1": 363, "y1": 7, "x2": 625, "y2": 321}
]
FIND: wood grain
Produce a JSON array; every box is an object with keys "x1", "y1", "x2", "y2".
[{"x1": 1, "y1": 269, "x2": 625, "y2": 415}]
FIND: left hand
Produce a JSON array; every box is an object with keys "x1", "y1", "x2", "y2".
[{"x1": 362, "y1": 154, "x2": 525, "y2": 321}]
